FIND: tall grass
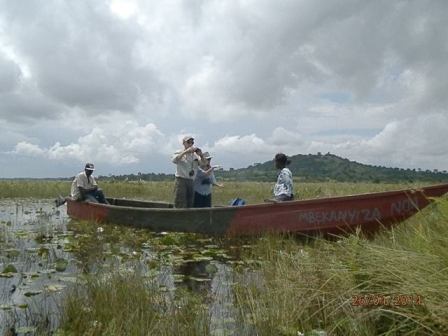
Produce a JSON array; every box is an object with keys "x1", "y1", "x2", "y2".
[
  {"x1": 58, "y1": 271, "x2": 209, "y2": 336},
  {"x1": 0, "y1": 180, "x2": 72, "y2": 198},
  {"x1": 233, "y1": 198, "x2": 448, "y2": 335},
  {"x1": 2, "y1": 180, "x2": 447, "y2": 335},
  {"x1": 0, "y1": 180, "x2": 423, "y2": 203}
]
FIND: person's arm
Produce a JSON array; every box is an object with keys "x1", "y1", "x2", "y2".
[
  {"x1": 201, "y1": 165, "x2": 221, "y2": 176},
  {"x1": 210, "y1": 172, "x2": 223, "y2": 187},
  {"x1": 194, "y1": 149, "x2": 207, "y2": 166},
  {"x1": 172, "y1": 147, "x2": 195, "y2": 163}
]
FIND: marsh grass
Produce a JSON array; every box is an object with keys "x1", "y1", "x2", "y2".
[
  {"x1": 0, "y1": 180, "x2": 421, "y2": 204},
  {"x1": 58, "y1": 271, "x2": 209, "y2": 336},
  {"x1": 2, "y1": 180, "x2": 447, "y2": 335},
  {"x1": 233, "y1": 198, "x2": 448, "y2": 335}
]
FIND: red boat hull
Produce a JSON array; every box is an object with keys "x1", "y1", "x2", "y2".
[{"x1": 66, "y1": 183, "x2": 448, "y2": 236}]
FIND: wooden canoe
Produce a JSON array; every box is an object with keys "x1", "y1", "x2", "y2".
[{"x1": 66, "y1": 183, "x2": 448, "y2": 236}]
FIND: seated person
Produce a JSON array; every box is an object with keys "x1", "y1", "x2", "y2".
[
  {"x1": 70, "y1": 163, "x2": 108, "y2": 204},
  {"x1": 272, "y1": 153, "x2": 294, "y2": 201}
]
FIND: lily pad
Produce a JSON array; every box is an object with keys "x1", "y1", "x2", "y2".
[
  {"x1": 24, "y1": 290, "x2": 43, "y2": 297},
  {"x1": 23, "y1": 272, "x2": 40, "y2": 279},
  {"x1": 173, "y1": 274, "x2": 185, "y2": 283},
  {"x1": 16, "y1": 327, "x2": 37, "y2": 334},
  {"x1": 192, "y1": 255, "x2": 213, "y2": 262},
  {"x1": 5, "y1": 249, "x2": 21, "y2": 258},
  {"x1": 0, "y1": 273, "x2": 14, "y2": 278},
  {"x1": 187, "y1": 276, "x2": 212, "y2": 282},
  {"x1": 45, "y1": 284, "x2": 66, "y2": 292},
  {"x1": 58, "y1": 276, "x2": 78, "y2": 283},
  {"x1": 2, "y1": 264, "x2": 18, "y2": 273},
  {"x1": 205, "y1": 263, "x2": 218, "y2": 274},
  {"x1": 55, "y1": 258, "x2": 68, "y2": 272},
  {"x1": 15, "y1": 230, "x2": 30, "y2": 237},
  {"x1": 0, "y1": 304, "x2": 13, "y2": 310}
]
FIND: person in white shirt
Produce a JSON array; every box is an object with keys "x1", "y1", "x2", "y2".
[
  {"x1": 172, "y1": 135, "x2": 207, "y2": 208},
  {"x1": 273, "y1": 153, "x2": 294, "y2": 201},
  {"x1": 70, "y1": 163, "x2": 108, "y2": 204}
]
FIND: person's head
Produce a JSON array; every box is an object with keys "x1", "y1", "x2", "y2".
[
  {"x1": 182, "y1": 135, "x2": 194, "y2": 149},
  {"x1": 84, "y1": 163, "x2": 95, "y2": 176},
  {"x1": 274, "y1": 153, "x2": 290, "y2": 169},
  {"x1": 202, "y1": 152, "x2": 212, "y2": 167}
]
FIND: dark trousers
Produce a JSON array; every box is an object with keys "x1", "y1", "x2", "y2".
[
  {"x1": 174, "y1": 177, "x2": 194, "y2": 208},
  {"x1": 193, "y1": 192, "x2": 212, "y2": 208},
  {"x1": 84, "y1": 189, "x2": 108, "y2": 204},
  {"x1": 274, "y1": 194, "x2": 294, "y2": 202}
]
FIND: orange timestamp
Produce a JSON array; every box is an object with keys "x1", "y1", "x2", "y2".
[{"x1": 351, "y1": 294, "x2": 423, "y2": 307}]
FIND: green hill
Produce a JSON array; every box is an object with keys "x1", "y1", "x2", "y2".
[
  {"x1": 217, "y1": 152, "x2": 448, "y2": 183},
  {"x1": 98, "y1": 153, "x2": 448, "y2": 183}
]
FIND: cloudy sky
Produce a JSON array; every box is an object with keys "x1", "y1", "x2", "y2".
[{"x1": 0, "y1": 0, "x2": 447, "y2": 178}]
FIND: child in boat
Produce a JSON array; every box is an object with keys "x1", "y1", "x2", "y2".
[
  {"x1": 273, "y1": 153, "x2": 294, "y2": 201},
  {"x1": 193, "y1": 152, "x2": 223, "y2": 208}
]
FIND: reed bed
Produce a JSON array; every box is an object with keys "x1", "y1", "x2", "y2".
[
  {"x1": 0, "y1": 180, "x2": 421, "y2": 204},
  {"x1": 2, "y1": 180, "x2": 447, "y2": 335},
  {"x1": 59, "y1": 271, "x2": 209, "y2": 336},
  {"x1": 233, "y1": 198, "x2": 448, "y2": 335}
]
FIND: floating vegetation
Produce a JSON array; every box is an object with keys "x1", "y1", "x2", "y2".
[
  {"x1": 24, "y1": 290, "x2": 43, "y2": 297},
  {"x1": 55, "y1": 258, "x2": 68, "y2": 272},
  {"x1": 2, "y1": 264, "x2": 17, "y2": 273},
  {"x1": 45, "y1": 284, "x2": 66, "y2": 292},
  {"x1": 2, "y1": 182, "x2": 447, "y2": 335}
]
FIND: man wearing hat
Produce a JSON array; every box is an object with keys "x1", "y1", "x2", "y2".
[
  {"x1": 172, "y1": 135, "x2": 207, "y2": 208},
  {"x1": 70, "y1": 163, "x2": 108, "y2": 204}
]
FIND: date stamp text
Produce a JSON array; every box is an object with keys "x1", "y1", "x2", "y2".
[{"x1": 351, "y1": 294, "x2": 423, "y2": 307}]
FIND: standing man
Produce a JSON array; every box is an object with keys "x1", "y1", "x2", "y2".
[
  {"x1": 70, "y1": 163, "x2": 109, "y2": 204},
  {"x1": 172, "y1": 135, "x2": 206, "y2": 208}
]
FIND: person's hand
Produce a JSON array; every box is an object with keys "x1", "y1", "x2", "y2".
[
  {"x1": 212, "y1": 165, "x2": 221, "y2": 170},
  {"x1": 186, "y1": 146, "x2": 196, "y2": 153}
]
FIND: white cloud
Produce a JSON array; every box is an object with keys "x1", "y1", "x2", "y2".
[
  {"x1": 12, "y1": 122, "x2": 165, "y2": 165},
  {"x1": 308, "y1": 113, "x2": 448, "y2": 170},
  {"x1": 1, "y1": 0, "x2": 448, "y2": 176},
  {"x1": 109, "y1": 0, "x2": 137, "y2": 20},
  {"x1": 13, "y1": 141, "x2": 45, "y2": 157}
]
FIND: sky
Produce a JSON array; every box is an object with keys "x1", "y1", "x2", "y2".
[{"x1": 0, "y1": 0, "x2": 447, "y2": 178}]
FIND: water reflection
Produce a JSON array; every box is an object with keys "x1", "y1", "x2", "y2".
[
  {"x1": 0, "y1": 199, "x2": 248, "y2": 335},
  {"x1": 0, "y1": 199, "x2": 71, "y2": 334}
]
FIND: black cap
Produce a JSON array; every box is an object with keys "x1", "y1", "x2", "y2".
[{"x1": 85, "y1": 163, "x2": 95, "y2": 171}]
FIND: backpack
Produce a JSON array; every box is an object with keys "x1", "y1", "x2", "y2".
[{"x1": 229, "y1": 198, "x2": 246, "y2": 206}]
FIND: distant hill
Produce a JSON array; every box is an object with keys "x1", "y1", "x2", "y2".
[
  {"x1": 96, "y1": 153, "x2": 448, "y2": 183},
  {"x1": 215, "y1": 152, "x2": 448, "y2": 183}
]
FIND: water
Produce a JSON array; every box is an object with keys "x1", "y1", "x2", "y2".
[{"x1": 0, "y1": 199, "x2": 246, "y2": 335}]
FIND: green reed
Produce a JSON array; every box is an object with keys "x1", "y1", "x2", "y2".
[
  {"x1": 58, "y1": 271, "x2": 208, "y2": 336},
  {"x1": 2, "y1": 180, "x2": 446, "y2": 335},
  {"x1": 233, "y1": 198, "x2": 448, "y2": 335},
  {"x1": 0, "y1": 180, "x2": 422, "y2": 204}
]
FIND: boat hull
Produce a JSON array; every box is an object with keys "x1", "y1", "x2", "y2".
[{"x1": 66, "y1": 184, "x2": 448, "y2": 236}]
